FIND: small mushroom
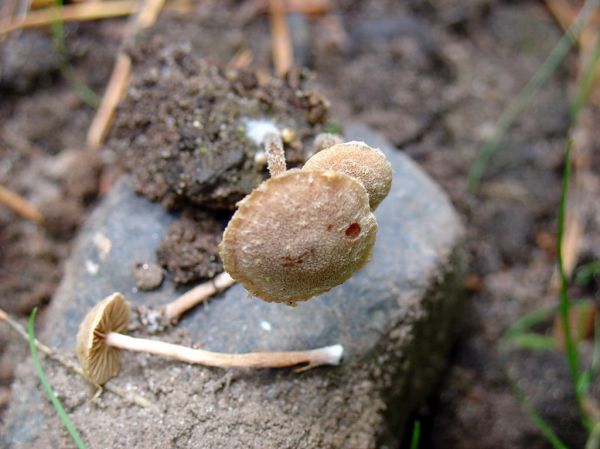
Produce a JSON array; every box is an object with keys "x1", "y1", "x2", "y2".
[
  {"x1": 311, "y1": 133, "x2": 344, "y2": 155},
  {"x1": 77, "y1": 293, "x2": 344, "y2": 385},
  {"x1": 303, "y1": 141, "x2": 392, "y2": 210},
  {"x1": 219, "y1": 169, "x2": 377, "y2": 304}
]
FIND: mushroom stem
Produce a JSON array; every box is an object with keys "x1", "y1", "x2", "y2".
[
  {"x1": 163, "y1": 272, "x2": 235, "y2": 322},
  {"x1": 104, "y1": 332, "x2": 343, "y2": 370},
  {"x1": 264, "y1": 132, "x2": 286, "y2": 177}
]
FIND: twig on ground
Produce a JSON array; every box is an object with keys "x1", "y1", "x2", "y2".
[
  {"x1": 0, "y1": 185, "x2": 44, "y2": 225},
  {"x1": 0, "y1": 1, "x2": 138, "y2": 36},
  {"x1": 0, "y1": 307, "x2": 157, "y2": 411},
  {"x1": 269, "y1": 0, "x2": 293, "y2": 76}
]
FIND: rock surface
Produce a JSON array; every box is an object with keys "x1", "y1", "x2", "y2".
[{"x1": 2, "y1": 124, "x2": 465, "y2": 449}]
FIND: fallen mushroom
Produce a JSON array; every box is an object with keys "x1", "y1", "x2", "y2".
[
  {"x1": 77, "y1": 292, "x2": 344, "y2": 385},
  {"x1": 219, "y1": 169, "x2": 377, "y2": 304},
  {"x1": 0, "y1": 307, "x2": 155, "y2": 409},
  {"x1": 303, "y1": 141, "x2": 393, "y2": 210}
]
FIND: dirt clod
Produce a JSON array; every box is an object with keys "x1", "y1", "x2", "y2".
[
  {"x1": 109, "y1": 41, "x2": 329, "y2": 210},
  {"x1": 132, "y1": 262, "x2": 165, "y2": 291},
  {"x1": 157, "y1": 211, "x2": 225, "y2": 285}
]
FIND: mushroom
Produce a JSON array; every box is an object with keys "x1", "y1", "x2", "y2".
[
  {"x1": 303, "y1": 141, "x2": 392, "y2": 210},
  {"x1": 219, "y1": 169, "x2": 377, "y2": 305},
  {"x1": 77, "y1": 293, "x2": 344, "y2": 385},
  {"x1": 311, "y1": 133, "x2": 343, "y2": 155}
]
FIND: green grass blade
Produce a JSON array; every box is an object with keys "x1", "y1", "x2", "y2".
[
  {"x1": 557, "y1": 141, "x2": 591, "y2": 429},
  {"x1": 575, "y1": 261, "x2": 600, "y2": 286},
  {"x1": 570, "y1": 36, "x2": 600, "y2": 121},
  {"x1": 502, "y1": 363, "x2": 569, "y2": 449},
  {"x1": 467, "y1": 0, "x2": 600, "y2": 192},
  {"x1": 27, "y1": 309, "x2": 87, "y2": 449},
  {"x1": 502, "y1": 305, "x2": 559, "y2": 342},
  {"x1": 50, "y1": 0, "x2": 100, "y2": 109},
  {"x1": 410, "y1": 420, "x2": 421, "y2": 449},
  {"x1": 511, "y1": 333, "x2": 558, "y2": 351}
]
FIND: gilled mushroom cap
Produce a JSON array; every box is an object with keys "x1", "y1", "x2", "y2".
[
  {"x1": 303, "y1": 141, "x2": 392, "y2": 210},
  {"x1": 219, "y1": 169, "x2": 377, "y2": 305},
  {"x1": 76, "y1": 292, "x2": 130, "y2": 385}
]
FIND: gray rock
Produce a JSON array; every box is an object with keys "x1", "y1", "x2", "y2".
[{"x1": 2, "y1": 124, "x2": 465, "y2": 449}]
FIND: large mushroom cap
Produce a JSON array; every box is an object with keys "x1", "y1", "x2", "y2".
[
  {"x1": 219, "y1": 169, "x2": 377, "y2": 305},
  {"x1": 76, "y1": 292, "x2": 130, "y2": 385},
  {"x1": 303, "y1": 141, "x2": 392, "y2": 210}
]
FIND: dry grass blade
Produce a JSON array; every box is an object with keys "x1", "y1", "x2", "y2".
[
  {"x1": 86, "y1": 53, "x2": 131, "y2": 149},
  {"x1": 227, "y1": 48, "x2": 254, "y2": 69},
  {"x1": 0, "y1": 184, "x2": 43, "y2": 225},
  {"x1": 0, "y1": 1, "x2": 138, "y2": 36},
  {"x1": 554, "y1": 34, "x2": 600, "y2": 289},
  {"x1": 545, "y1": 0, "x2": 600, "y2": 34},
  {"x1": 131, "y1": 0, "x2": 164, "y2": 31},
  {"x1": 269, "y1": 0, "x2": 293, "y2": 76},
  {"x1": 285, "y1": 0, "x2": 332, "y2": 15},
  {"x1": 86, "y1": 0, "x2": 165, "y2": 150}
]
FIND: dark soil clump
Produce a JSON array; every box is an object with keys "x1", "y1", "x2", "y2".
[
  {"x1": 157, "y1": 210, "x2": 225, "y2": 285},
  {"x1": 109, "y1": 40, "x2": 330, "y2": 211}
]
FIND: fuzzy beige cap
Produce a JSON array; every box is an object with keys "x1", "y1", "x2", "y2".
[
  {"x1": 76, "y1": 292, "x2": 130, "y2": 385},
  {"x1": 219, "y1": 169, "x2": 377, "y2": 305},
  {"x1": 303, "y1": 141, "x2": 392, "y2": 210}
]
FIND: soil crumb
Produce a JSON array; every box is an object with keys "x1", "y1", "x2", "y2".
[{"x1": 132, "y1": 262, "x2": 165, "y2": 291}]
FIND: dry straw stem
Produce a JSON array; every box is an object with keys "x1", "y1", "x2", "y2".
[
  {"x1": 0, "y1": 307, "x2": 156, "y2": 410},
  {"x1": 78, "y1": 293, "x2": 343, "y2": 385},
  {"x1": 86, "y1": 52, "x2": 131, "y2": 149},
  {"x1": 163, "y1": 272, "x2": 236, "y2": 322},
  {"x1": 545, "y1": 0, "x2": 600, "y2": 45},
  {"x1": 0, "y1": 184, "x2": 44, "y2": 225},
  {"x1": 237, "y1": 0, "x2": 332, "y2": 25},
  {"x1": 227, "y1": 48, "x2": 254, "y2": 69},
  {"x1": 0, "y1": 1, "x2": 138, "y2": 36},
  {"x1": 548, "y1": 12, "x2": 600, "y2": 290},
  {"x1": 86, "y1": 0, "x2": 165, "y2": 150},
  {"x1": 269, "y1": 0, "x2": 293, "y2": 76}
]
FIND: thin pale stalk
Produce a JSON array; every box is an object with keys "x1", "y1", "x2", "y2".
[
  {"x1": 105, "y1": 332, "x2": 343, "y2": 370},
  {"x1": 264, "y1": 132, "x2": 286, "y2": 177},
  {"x1": 163, "y1": 272, "x2": 235, "y2": 321},
  {"x1": 0, "y1": 1, "x2": 138, "y2": 35}
]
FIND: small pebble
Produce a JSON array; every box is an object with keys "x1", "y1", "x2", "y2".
[{"x1": 132, "y1": 262, "x2": 164, "y2": 291}]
